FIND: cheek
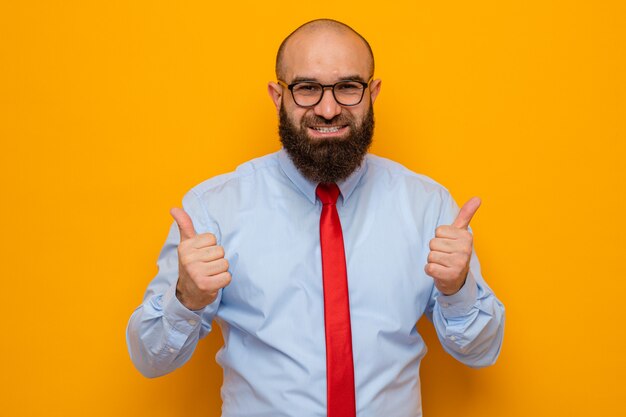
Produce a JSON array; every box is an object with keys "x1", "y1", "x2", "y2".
[
  {"x1": 291, "y1": 109, "x2": 313, "y2": 127},
  {"x1": 281, "y1": 103, "x2": 305, "y2": 126},
  {"x1": 345, "y1": 108, "x2": 365, "y2": 127}
]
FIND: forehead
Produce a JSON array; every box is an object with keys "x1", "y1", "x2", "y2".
[{"x1": 281, "y1": 30, "x2": 372, "y2": 82}]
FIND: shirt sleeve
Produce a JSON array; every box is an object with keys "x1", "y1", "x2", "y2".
[
  {"x1": 126, "y1": 191, "x2": 222, "y2": 378},
  {"x1": 426, "y1": 192, "x2": 505, "y2": 368}
]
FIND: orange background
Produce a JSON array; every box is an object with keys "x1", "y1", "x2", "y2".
[{"x1": 1, "y1": 1, "x2": 625, "y2": 416}]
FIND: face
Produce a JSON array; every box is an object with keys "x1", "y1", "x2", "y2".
[{"x1": 269, "y1": 29, "x2": 382, "y2": 183}]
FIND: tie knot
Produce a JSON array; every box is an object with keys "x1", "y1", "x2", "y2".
[{"x1": 316, "y1": 183, "x2": 340, "y2": 205}]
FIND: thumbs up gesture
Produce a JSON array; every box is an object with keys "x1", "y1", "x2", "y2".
[
  {"x1": 170, "y1": 208, "x2": 232, "y2": 310},
  {"x1": 425, "y1": 197, "x2": 481, "y2": 295}
]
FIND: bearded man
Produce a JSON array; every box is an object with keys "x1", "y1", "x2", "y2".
[{"x1": 127, "y1": 19, "x2": 505, "y2": 417}]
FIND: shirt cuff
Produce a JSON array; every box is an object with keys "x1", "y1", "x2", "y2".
[
  {"x1": 436, "y1": 272, "x2": 478, "y2": 318},
  {"x1": 161, "y1": 284, "x2": 204, "y2": 334}
]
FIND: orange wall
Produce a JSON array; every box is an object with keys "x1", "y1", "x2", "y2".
[{"x1": 1, "y1": 1, "x2": 625, "y2": 416}]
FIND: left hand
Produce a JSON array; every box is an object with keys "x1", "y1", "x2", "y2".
[{"x1": 425, "y1": 197, "x2": 481, "y2": 295}]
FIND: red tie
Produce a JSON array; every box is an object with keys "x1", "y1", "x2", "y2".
[{"x1": 316, "y1": 183, "x2": 356, "y2": 417}]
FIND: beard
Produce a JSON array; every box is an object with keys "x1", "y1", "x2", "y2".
[{"x1": 279, "y1": 104, "x2": 375, "y2": 184}]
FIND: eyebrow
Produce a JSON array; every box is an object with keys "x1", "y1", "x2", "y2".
[{"x1": 289, "y1": 74, "x2": 370, "y2": 84}]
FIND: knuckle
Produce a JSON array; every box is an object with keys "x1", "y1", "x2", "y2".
[
  {"x1": 207, "y1": 258, "x2": 229, "y2": 275},
  {"x1": 435, "y1": 226, "x2": 446, "y2": 236},
  {"x1": 198, "y1": 233, "x2": 217, "y2": 245},
  {"x1": 197, "y1": 277, "x2": 216, "y2": 292},
  {"x1": 215, "y1": 245, "x2": 225, "y2": 258},
  {"x1": 221, "y1": 258, "x2": 230, "y2": 271}
]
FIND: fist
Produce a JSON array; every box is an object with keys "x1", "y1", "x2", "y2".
[
  {"x1": 170, "y1": 207, "x2": 231, "y2": 310},
  {"x1": 425, "y1": 197, "x2": 481, "y2": 295}
]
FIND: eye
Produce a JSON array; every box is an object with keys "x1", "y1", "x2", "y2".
[
  {"x1": 335, "y1": 82, "x2": 363, "y2": 93},
  {"x1": 293, "y1": 83, "x2": 322, "y2": 94}
]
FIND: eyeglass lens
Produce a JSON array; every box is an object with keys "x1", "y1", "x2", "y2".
[{"x1": 292, "y1": 82, "x2": 365, "y2": 106}]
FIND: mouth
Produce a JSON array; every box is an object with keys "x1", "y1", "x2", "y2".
[{"x1": 307, "y1": 125, "x2": 349, "y2": 139}]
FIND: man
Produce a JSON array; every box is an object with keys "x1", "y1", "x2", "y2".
[{"x1": 127, "y1": 19, "x2": 505, "y2": 417}]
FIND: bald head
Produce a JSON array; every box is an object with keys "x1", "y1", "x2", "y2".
[{"x1": 275, "y1": 19, "x2": 375, "y2": 81}]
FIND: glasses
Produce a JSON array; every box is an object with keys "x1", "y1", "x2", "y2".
[{"x1": 278, "y1": 78, "x2": 372, "y2": 107}]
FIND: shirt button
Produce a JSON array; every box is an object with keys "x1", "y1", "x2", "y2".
[
  {"x1": 449, "y1": 335, "x2": 457, "y2": 341},
  {"x1": 168, "y1": 347, "x2": 175, "y2": 353},
  {"x1": 188, "y1": 319, "x2": 197, "y2": 326},
  {"x1": 441, "y1": 302, "x2": 450, "y2": 308}
]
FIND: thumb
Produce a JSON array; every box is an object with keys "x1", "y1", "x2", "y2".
[
  {"x1": 452, "y1": 197, "x2": 482, "y2": 229},
  {"x1": 170, "y1": 207, "x2": 197, "y2": 240}
]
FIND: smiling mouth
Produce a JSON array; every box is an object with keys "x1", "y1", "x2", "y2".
[
  {"x1": 309, "y1": 125, "x2": 348, "y2": 134},
  {"x1": 314, "y1": 126, "x2": 341, "y2": 132}
]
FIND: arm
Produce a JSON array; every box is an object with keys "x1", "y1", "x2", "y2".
[
  {"x1": 427, "y1": 251, "x2": 505, "y2": 367},
  {"x1": 126, "y1": 193, "x2": 226, "y2": 377},
  {"x1": 425, "y1": 193, "x2": 505, "y2": 367}
]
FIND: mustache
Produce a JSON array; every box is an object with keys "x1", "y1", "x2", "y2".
[{"x1": 301, "y1": 114, "x2": 354, "y2": 126}]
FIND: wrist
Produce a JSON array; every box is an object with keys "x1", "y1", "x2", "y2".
[
  {"x1": 175, "y1": 283, "x2": 216, "y2": 311},
  {"x1": 440, "y1": 275, "x2": 467, "y2": 296}
]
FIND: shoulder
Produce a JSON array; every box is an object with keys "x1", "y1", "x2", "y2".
[
  {"x1": 186, "y1": 151, "x2": 281, "y2": 198},
  {"x1": 179, "y1": 152, "x2": 282, "y2": 235},
  {"x1": 364, "y1": 154, "x2": 451, "y2": 197},
  {"x1": 363, "y1": 154, "x2": 458, "y2": 225}
]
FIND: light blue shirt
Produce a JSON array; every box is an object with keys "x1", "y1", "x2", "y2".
[{"x1": 127, "y1": 149, "x2": 505, "y2": 417}]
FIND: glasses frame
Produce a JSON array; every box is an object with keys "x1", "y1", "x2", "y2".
[{"x1": 278, "y1": 78, "x2": 373, "y2": 107}]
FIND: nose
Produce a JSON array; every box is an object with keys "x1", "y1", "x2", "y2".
[{"x1": 313, "y1": 87, "x2": 342, "y2": 120}]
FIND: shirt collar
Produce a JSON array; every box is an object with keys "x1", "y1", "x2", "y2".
[{"x1": 278, "y1": 148, "x2": 368, "y2": 206}]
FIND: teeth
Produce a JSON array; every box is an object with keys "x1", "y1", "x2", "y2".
[{"x1": 313, "y1": 126, "x2": 341, "y2": 133}]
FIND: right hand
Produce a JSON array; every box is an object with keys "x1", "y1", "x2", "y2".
[{"x1": 170, "y1": 207, "x2": 231, "y2": 310}]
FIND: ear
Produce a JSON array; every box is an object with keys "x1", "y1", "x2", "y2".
[
  {"x1": 369, "y1": 79, "x2": 382, "y2": 104},
  {"x1": 267, "y1": 82, "x2": 283, "y2": 115}
]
